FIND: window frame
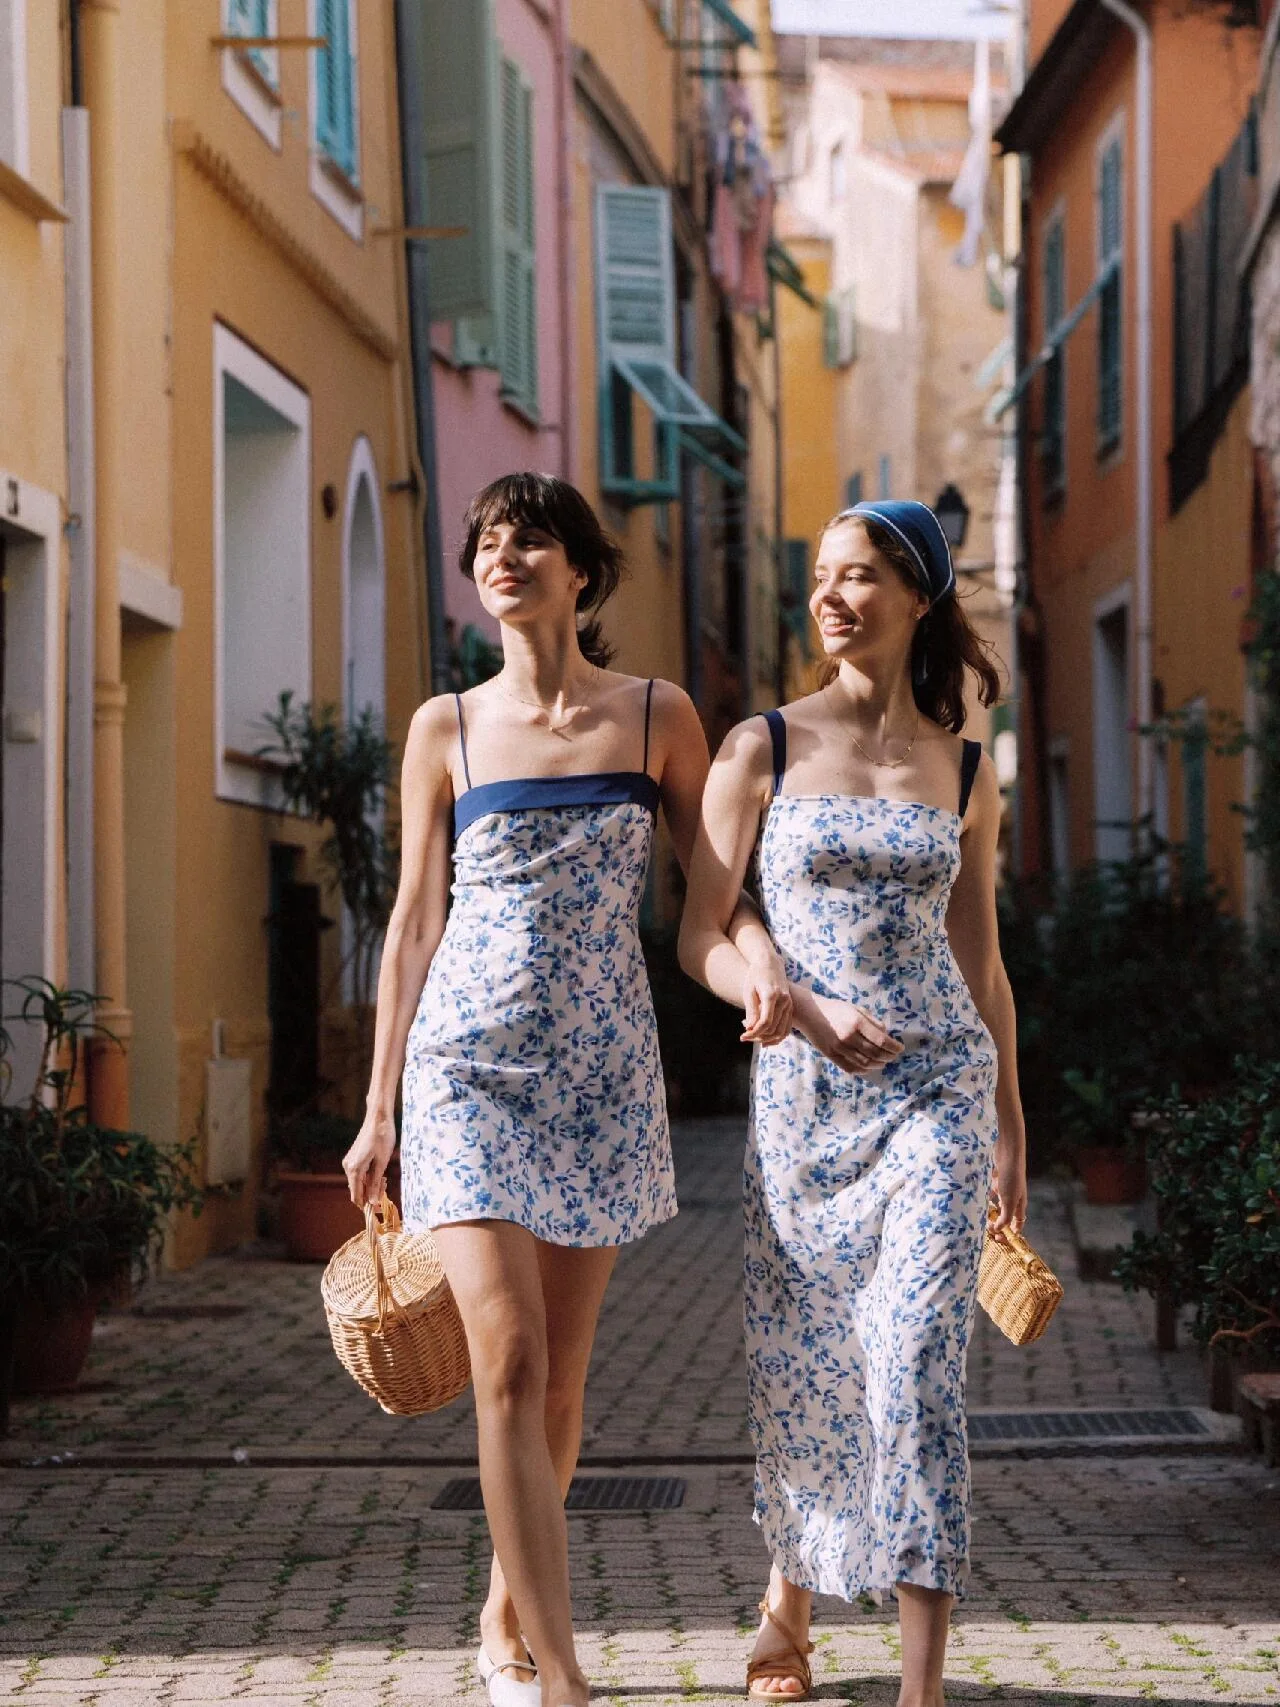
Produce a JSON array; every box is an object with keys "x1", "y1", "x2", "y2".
[
  {"x1": 1095, "y1": 113, "x2": 1126, "y2": 461},
  {"x1": 221, "y1": 0, "x2": 283, "y2": 149},
  {"x1": 1040, "y1": 200, "x2": 1067, "y2": 500},
  {"x1": 213, "y1": 323, "x2": 313, "y2": 809}
]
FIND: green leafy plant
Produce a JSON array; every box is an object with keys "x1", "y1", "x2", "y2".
[
  {"x1": 258, "y1": 692, "x2": 399, "y2": 1094},
  {"x1": 1115, "y1": 1059, "x2": 1280, "y2": 1355},
  {"x1": 0, "y1": 978, "x2": 203, "y2": 1305}
]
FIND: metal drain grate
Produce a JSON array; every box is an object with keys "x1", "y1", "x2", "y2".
[
  {"x1": 969, "y1": 1407, "x2": 1208, "y2": 1443},
  {"x1": 432, "y1": 1475, "x2": 686, "y2": 1513}
]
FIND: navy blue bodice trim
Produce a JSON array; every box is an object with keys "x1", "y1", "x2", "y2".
[{"x1": 453, "y1": 770, "x2": 660, "y2": 837}]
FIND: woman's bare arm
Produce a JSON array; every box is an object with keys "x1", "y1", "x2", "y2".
[
  {"x1": 946, "y1": 754, "x2": 1028, "y2": 1232},
  {"x1": 343, "y1": 697, "x2": 455, "y2": 1207}
]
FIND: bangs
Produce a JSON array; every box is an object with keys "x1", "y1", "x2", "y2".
[{"x1": 465, "y1": 473, "x2": 574, "y2": 549}]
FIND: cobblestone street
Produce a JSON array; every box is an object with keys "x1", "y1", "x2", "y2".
[{"x1": 3, "y1": 1121, "x2": 1277, "y2": 1705}]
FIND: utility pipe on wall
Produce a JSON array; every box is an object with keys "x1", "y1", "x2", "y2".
[{"x1": 1099, "y1": 0, "x2": 1154, "y2": 832}]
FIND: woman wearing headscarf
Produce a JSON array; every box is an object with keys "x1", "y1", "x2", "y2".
[{"x1": 679, "y1": 500, "x2": 1029, "y2": 1704}]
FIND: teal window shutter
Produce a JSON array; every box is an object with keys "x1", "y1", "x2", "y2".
[
  {"x1": 228, "y1": 0, "x2": 276, "y2": 85},
  {"x1": 781, "y1": 538, "x2": 811, "y2": 654},
  {"x1": 1182, "y1": 705, "x2": 1208, "y2": 891},
  {"x1": 316, "y1": 0, "x2": 357, "y2": 181},
  {"x1": 499, "y1": 61, "x2": 538, "y2": 414},
  {"x1": 412, "y1": 0, "x2": 498, "y2": 323},
  {"x1": 1097, "y1": 138, "x2": 1123, "y2": 452},
  {"x1": 822, "y1": 296, "x2": 839, "y2": 368}
]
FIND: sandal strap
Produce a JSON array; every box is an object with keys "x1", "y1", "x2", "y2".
[
  {"x1": 746, "y1": 1598, "x2": 814, "y2": 1693},
  {"x1": 493, "y1": 1660, "x2": 537, "y2": 1678}
]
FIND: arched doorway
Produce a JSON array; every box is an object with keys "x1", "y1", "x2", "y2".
[{"x1": 343, "y1": 438, "x2": 385, "y2": 728}]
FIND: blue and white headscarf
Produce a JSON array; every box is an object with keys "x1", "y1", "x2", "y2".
[{"x1": 836, "y1": 499, "x2": 956, "y2": 607}]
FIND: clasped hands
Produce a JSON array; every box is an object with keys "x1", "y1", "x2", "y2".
[{"x1": 740, "y1": 955, "x2": 903, "y2": 1075}]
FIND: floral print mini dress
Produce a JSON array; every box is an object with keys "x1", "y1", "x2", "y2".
[
  {"x1": 746, "y1": 710, "x2": 997, "y2": 1600},
  {"x1": 400, "y1": 686, "x2": 675, "y2": 1249}
]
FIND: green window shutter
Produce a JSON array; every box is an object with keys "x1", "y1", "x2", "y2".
[
  {"x1": 227, "y1": 0, "x2": 276, "y2": 84},
  {"x1": 1042, "y1": 218, "x2": 1066, "y2": 490},
  {"x1": 1182, "y1": 713, "x2": 1207, "y2": 890},
  {"x1": 499, "y1": 61, "x2": 537, "y2": 414},
  {"x1": 844, "y1": 471, "x2": 862, "y2": 508},
  {"x1": 410, "y1": 0, "x2": 498, "y2": 323},
  {"x1": 1097, "y1": 140, "x2": 1123, "y2": 451},
  {"x1": 596, "y1": 184, "x2": 676, "y2": 492},
  {"x1": 316, "y1": 0, "x2": 357, "y2": 180}
]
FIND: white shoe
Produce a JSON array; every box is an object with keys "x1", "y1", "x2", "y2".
[{"x1": 476, "y1": 1645, "x2": 541, "y2": 1706}]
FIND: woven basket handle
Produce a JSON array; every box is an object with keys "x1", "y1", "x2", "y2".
[{"x1": 364, "y1": 1193, "x2": 403, "y2": 1333}]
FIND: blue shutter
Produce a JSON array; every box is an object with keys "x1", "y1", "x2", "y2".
[
  {"x1": 227, "y1": 0, "x2": 276, "y2": 84},
  {"x1": 316, "y1": 0, "x2": 356, "y2": 180}
]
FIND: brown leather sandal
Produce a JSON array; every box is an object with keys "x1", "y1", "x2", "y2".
[{"x1": 746, "y1": 1596, "x2": 814, "y2": 1701}]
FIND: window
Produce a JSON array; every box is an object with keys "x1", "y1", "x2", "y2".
[
  {"x1": 595, "y1": 184, "x2": 744, "y2": 503},
  {"x1": 214, "y1": 326, "x2": 311, "y2": 807},
  {"x1": 1048, "y1": 739, "x2": 1071, "y2": 884},
  {"x1": 878, "y1": 454, "x2": 891, "y2": 499},
  {"x1": 844, "y1": 471, "x2": 863, "y2": 508},
  {"x1": 781, "y1": 539, "x2": 811, "y2": 655},
  {"x1": 829, "y1": 138, "x2": 847, "y2": 203},
  {"x1": 1181, "y1": 697, "x2": 1208, "y2": 891},
  {"x1": 221, "y1": 0, "x2": 282, "y2": 147},
  {"x1": 499, "y1": 59, "x2": 538, "y2": 416},
  {"x1": 314, "y1": 0, "x2": 358, "y2": 183},
  {"x1": 1096, "y1": 130, "x2": 1123, "y2": 454},
  {"x1": 1041, "y1": 212, "x2": 1066, "y2": 496},
  {"x1": 821, "y1": 287, "x2": 856, "y2": 368},
  {"x1": 1092, "y1": 593, "x2": 1131, "y2": 864},
  {"x1": 0, "y1": 0, "x2": 29, "y2": 176}
]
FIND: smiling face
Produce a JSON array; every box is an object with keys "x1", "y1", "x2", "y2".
[
  {"x1": 810, "y1": 518, "x2": 928, "y2": 673},
  {"x1": 471, "y1": 516, "x2": 588, "y2": 631}
]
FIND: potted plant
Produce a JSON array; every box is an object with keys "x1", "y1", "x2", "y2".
[
  {"x1": 1059, "y1": 1068, "x2": 1149, "y2": 1206},
  {"x1": 258, "y1": 694, "x2": 399, "y2": 1260},
  {"x1": 0, "y1": 979, "x2": 202, "y2": 1420},
  {"x1": 1115, "y1": 1058, "x2": 1280, "y2": 1411}
]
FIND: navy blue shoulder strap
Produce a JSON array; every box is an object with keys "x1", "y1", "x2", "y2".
[
  {"x1": 958, "y1": 738, "x2": 982, "y2": 820},
  {"x1": 762, "y1": 709, "x2": 787, "y2": 798},
  {"x1": 454, "y1": 693, "x2": 473, "y2": 790},
  {"x1": 642, "y1": 678, "x2": 655, "y2": 774}
]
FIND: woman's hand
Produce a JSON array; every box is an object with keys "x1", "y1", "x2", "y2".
[
  {"x1": 989, "y1": 1133, "x2": 1028, "y2": 1235},
  {"x1": 793, "y1": 986, "x2": 903, "y2": 1074},
  {"x1": 343, "y1": 1108, "x2": 398, "y2": 1209},
  {"x1": 741, "y1": 948, "x2": 794, "y2": 1045}
]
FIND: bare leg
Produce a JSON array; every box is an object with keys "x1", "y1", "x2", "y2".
[
  {"x1": 748, "y1": 1563, "x2": 812, "y2": 1697},
  {"x1": 432, "y1": 1221, "x2": 610, "y2": 1707},
  {"x1": 481, "y1": 1243, "x2": 618, "y2": 1673},
  {"x1": 897, "y1": 1583, "x2": 953, "y2": 1707}
]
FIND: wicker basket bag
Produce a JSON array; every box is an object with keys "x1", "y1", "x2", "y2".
[
  {"x1": 321, "y1": 1195, "x2": 471, "y2": 1415},
  {"x1": 977, "y1": 1220, "x2": 1064, "y2": 1346}
]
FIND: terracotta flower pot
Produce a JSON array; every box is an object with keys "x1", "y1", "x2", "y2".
[
  {"x1": 277, "y1": 1164, "x2": 400, "y2": 1263},
  {"x1": 1074, "y1": 1144, "x2": 1148, "y2": 1206},
  {"x1": 11, "y1": 1291, "x2": 101, "y2": 1396}
]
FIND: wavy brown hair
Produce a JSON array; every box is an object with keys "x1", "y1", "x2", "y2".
[
  {"x1": 459, "y1": 472, "x2": 625, "y2": 668},
  {"x1": 815, "y1": 512, "x2": 1002, "y2": 733}
]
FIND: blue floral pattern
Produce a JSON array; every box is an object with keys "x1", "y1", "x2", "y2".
[
  {"x1": 747, "y1": 793, "x2": 997, "y2": 1599},
  {"x1": 401, "y1": 799, "x2": 675, "y2": 1247}
]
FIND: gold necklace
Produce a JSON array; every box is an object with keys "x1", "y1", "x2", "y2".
[
  {"x1": 498, "y1": 669, "x2": 598, "y2": 735},
  {"x1": 826, "y1": 683, "x2": 920, "y2": 770}
]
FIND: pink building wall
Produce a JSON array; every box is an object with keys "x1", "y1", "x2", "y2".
[{"x1": 430, "y1": 0, "x2": 572, "y2": 643}]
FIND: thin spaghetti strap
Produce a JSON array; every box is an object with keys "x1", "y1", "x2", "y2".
[
  {"x1": 642, "y1": 678, "x2": 655, "y2": 775},
  {"x1": 763, "y1": 709, "x2": 787, "y2": 799},
  {"x1": 455, "y1": 692, "x2": 473, "y2": 791},
  {"x1": 958, "y1": 738, "x2": 982, "y2": 820}
]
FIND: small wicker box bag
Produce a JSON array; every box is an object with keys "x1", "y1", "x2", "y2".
[
  {"x1": 977, "y1": 1219, "x2": 1064, "y2": 1346},
  {"x1": 322, "y1": 1195, "x2": 471, "y2": 1415}
]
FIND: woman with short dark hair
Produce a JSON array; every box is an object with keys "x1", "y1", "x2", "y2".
[
  {"x1": 680, "y1": 500, "x2": 1028, "y2": 1704},
  {"x1": 342, "y1": 474, "x2": 789, "y2": 1707}
]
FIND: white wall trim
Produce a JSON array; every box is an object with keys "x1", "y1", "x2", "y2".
[
  {"x1": 119, "y1": 550, "x2": 184, "y2": 631},
  {"x1": 220, "y1": 0, "x2": 283, "y2": 151},
  {"x1": 340, "y1": 433, "x2": 386, "y2": 721},
  {"x1": 0, "y1": 471, "x2": 60, "y2": 996},
  {"x1": 212, "y1": 322, "x2": 312, "y2": 808},
  {"x1": 0, "y1": 0, "x2": 30, "y2": 177}
]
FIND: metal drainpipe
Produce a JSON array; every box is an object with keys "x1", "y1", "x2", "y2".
[{"x1": 1100, "y1": 0, "x2": 1154, "y2": 833}]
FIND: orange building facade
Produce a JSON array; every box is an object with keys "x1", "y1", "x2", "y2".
[{"x1": 1000, "y1": 0, "x2": 1261, "y2": 906}]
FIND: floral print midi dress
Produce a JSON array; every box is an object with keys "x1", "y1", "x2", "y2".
[
  {"x1": 746, "y1": 709, "x2": 997, "y2": 1600},
  {"x1": 400, "y1": 687, "x2": 675, "y2": 1248}
]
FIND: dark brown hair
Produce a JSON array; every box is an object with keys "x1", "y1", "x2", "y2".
[
  {"x1": 459, "y1": 473, "x2": 625, "y2": 668},
  {"x1": 815, "y1": 512, "x2": 1002, "y2": 732}
]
